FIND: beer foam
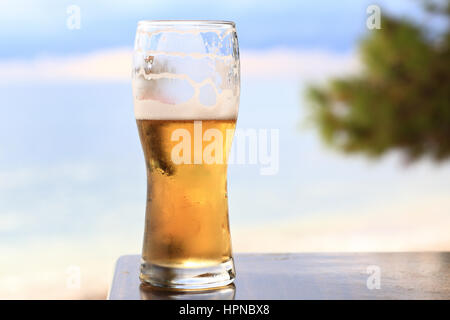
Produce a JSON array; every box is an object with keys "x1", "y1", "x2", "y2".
[
  {"x1": 133, "y1": 80, "x2": 239, "y2": 120},
  {"x1": 133, "y1": 22, "x2": 239, "y2": 120}
]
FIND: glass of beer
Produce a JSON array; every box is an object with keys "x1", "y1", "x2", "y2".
[{"x1": 132, "y1": 21, "x2": 240, "y2": 289}]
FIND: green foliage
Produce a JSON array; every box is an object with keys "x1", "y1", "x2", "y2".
[{"x1": 307, "y1": 1, "x2": 450, "y2": 162}]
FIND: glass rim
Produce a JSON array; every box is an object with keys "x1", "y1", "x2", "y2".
[{"x1": 137, "y1": 20, "x2": 235, "y2": 28}]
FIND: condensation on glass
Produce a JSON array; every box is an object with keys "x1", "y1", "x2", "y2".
[{"x1": 132, "y1": 20, "x2": 240, "y2": 289}]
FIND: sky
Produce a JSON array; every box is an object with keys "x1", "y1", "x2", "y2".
[
  {"x1": 0, "y1": 0, "x2": 424, "y2": 58},
  {"x1": 0, "y1": 0, "x2": 449, "y2": 299}
]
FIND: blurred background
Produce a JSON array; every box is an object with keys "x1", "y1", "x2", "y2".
[{"x1": 0, "y1": 0, "x2": 449, "y2": 299}]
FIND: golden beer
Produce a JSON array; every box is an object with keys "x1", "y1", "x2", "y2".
[
  {"x1": 133, "y1": 20, "x2": 239, "y2": 289},
  {"x1": 137, "y1": 119, "x2": 235, "y2": 268}
]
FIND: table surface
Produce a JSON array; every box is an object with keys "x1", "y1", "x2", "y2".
[{"x1": 108, "y1": 253, "x2": 450, "y2": 300}]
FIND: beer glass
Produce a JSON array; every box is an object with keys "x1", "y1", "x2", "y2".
[{"x1": 132, "y1": 21, "x2": 240, "y2": 289}]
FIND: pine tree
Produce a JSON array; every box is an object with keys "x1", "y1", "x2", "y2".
[{"x1": 307, "y1": 1, "x2": 450, "y2": 162}]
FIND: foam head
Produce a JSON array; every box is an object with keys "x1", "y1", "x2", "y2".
[{"x1": 132, "y1": 21, "x2": 240, "y2": 120}]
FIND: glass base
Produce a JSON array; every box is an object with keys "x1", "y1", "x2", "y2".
[{"x1": 139, "y1": 258, "x2": 235, "y2": 290}]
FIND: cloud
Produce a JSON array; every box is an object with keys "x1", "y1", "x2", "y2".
[
  {"x1": 0, "y1": 48, "x2": 133, "y2": 83},
  {"x1": 241, "y1": 48, "x2": 360, "y2": 79},
  {"x1": 0, "y1": 47, "x2": 360, "y2": 84}
]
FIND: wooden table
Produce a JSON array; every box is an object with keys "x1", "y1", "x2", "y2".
[{"x1": 108, "y1": 253, "x2": 450, "y2": 300}]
